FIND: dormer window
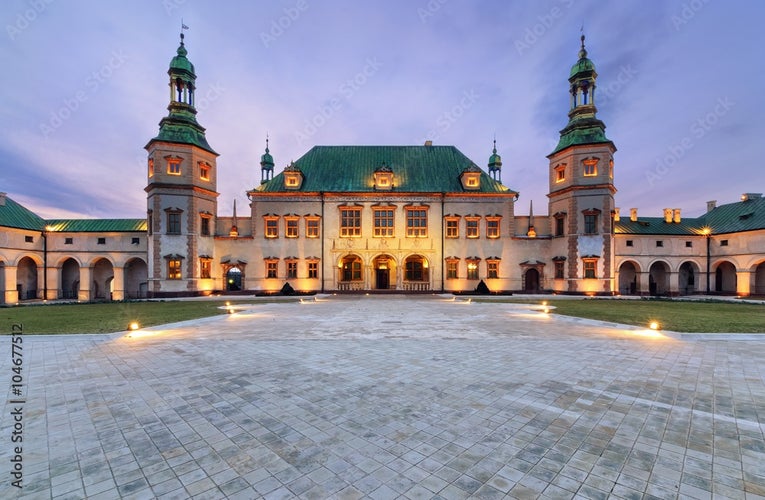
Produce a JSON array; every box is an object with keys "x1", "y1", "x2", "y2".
[
  {"x1": 283, "y1": 162, "x2": 303, "y2": 190},
  {"x1": 373, "y1": 163, "x2": 394, "y2": 190},
  {"x1": 460, "y1": 164, "x2": 482, "y2": 190}
]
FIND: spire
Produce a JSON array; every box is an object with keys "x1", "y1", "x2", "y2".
[
  {"x1": 549, "y1": 33, "x2": 613, "y2": 156},
  {"x1": 260, "y1": 135, "x2": 275, "y2": 184},
  {"x1": 488, "y1": 138, "x2": 502, "y2": 182},
  {"x1": 229, "y1": 199, "x2": 239, "y2": 237},
  {"x1": 527, "y1": 200, "x2": 536, "y2": 237}
]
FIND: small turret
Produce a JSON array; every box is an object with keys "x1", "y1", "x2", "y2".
[
  {"x1": 260, "y1": 136, "x2": 275, "y2": 184},
  {"x1": 488, "y1": 139, "x2": 502, "y2": 182}
]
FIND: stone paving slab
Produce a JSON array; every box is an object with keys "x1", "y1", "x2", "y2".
[{"x1": 1, "y1": 295, "x2": 765, "y2": 499}]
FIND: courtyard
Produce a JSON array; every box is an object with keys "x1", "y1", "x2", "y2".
[{"x1": 2, "y1": 295, "x2": 765, "y2": 499}]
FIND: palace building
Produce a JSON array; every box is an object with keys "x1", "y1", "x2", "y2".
[{"x1": 1, "y1": 35, "x2": 763, "y2": 303}]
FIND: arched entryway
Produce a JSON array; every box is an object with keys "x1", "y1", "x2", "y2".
[
  {"x1": 61, "y1": 258, "x2": 80, "y2": 299},
  {"x1": 125, "y1": 258, "x2": 148, "y2": 299},
  {"x1": 715, "y1": 261, "x2": 737, "y2": 293},
  {"x1": 617, "y1": 261, "x2": 639, "y2": 295},
  {"x1": 403, "y1": 255, "x2": 429, "y2": 291},
  {"x1": 226, "y1": 267, "x2": 243, "y2": 291},
  {"x1": 373, "y1": 254, "x2": 396, "y2": 290},
  {"x1": 92, "y1": 258, "x2": 114, "y2": 300},
  {"x1": 524, "y1": 268, "x2": 540, "y2": 293},
  {"x1": 17, "y1": 256, "x2": 38, "y2": 300},
  {"x1": 678, "y1": 261, "x2": 699, "y2": 295},
  {"x1": 754, "y1": 262, "x2": 765, "y2": 296},
  {"x1": 649, "y1": 261, "x2": 669, "y2": 296}
]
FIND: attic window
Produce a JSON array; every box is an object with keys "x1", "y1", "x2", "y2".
[
  {"x1": 739, "y1": 212, "x2": 753, "y2": 220},
  {"x1": 283, "y1": 162, "x2": 303, "y2": 190},
  {"x1": 374, "y1": 163, "x2": 394, "y2": 190},
  {"x1": 460, "y1": 165, "x2": 482, "y2": 190}
]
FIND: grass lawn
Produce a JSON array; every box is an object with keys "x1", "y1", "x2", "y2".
[
  {"x1": 0, "y1": 301, "x2": 234, "y2": 334},
  {"x1": 486, "y1": 298, "x2": 765, "y2": 333}
]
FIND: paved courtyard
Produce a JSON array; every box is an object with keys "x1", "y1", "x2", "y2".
[{"x1": 2, "y1": 295, "x2": 765, "y2": 499}]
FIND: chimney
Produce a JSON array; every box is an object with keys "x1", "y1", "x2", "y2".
[
  {"x1": 663, "y1": 208, "x2": 673, "y2": 223},
  {"x1": 673, "y1": 208, "x2": 681, "y2": 223},
  {"x1": 630, "y1": 208, "x2": 638, "y2": 222},
  {"x1": 707, "y1": 200, "x2": 716, "y2": 212},
  {"x1": 424, "y1": 140, "x2": 433, "y2": 147},
  {"x1": 613, "y1": 207, "x2": 620, "y2": 222},
  {"x1": 0, "y1": 192, "x2": 5, "y2": 206}
]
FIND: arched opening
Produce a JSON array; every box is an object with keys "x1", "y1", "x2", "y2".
[
  {"x1": 61, "y1": 258, "x2": 80, "y2": 299},
  {"x1": 754, "y1": 262, "x2": 765, "y2": 296},
  {"x1": 404, "y1": 255, "x2": 429, "y2": 291},
  {"x1": 714, "y1": 261, "x2": 737, "y2": 294},
  {"x1": 678, "y1": 261, "x2": 699, "y2": 296},
  {"x1": 226, "y1": 267, "x2": 243, "y2": 291},
  {"x1": 17, "y1": 257, "x2": 38, "y2": 300},
  {"x1": 125, "y1": 258, "x2": 148, "y2": 299},
  {"x1": 373, "y1": 254, "x2": 395, "y2": 290},
  {"x1": 649, "y1": 261, "x2": 669, "y2": 296},
  {"x1": 617, "y1": 261, "x2": 639, "y2": 295},
  {"x1": 524, "y1": 268, "x2": 540, "y2": 293},
  {"x1": 92, "y1": 258, "x2": 114, "y2": 300}
]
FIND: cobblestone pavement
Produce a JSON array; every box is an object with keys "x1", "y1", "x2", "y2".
[{"x1": 2, "y1": 295, "x2": 765, "y2": 499}]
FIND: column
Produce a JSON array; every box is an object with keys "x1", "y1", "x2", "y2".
[
  {"x1": 79, "y1": 266, "x2": 92, "y2": 302},
  {"x1": 3, "y1": 265, "x2": 18, "y2": 304},
  {"x1": 111, "y1": 266, "x2": 125, "y2": 301},
  {"x1": 736, "y1": 271, "x2": 751, "y2": 296},
  {"x1": 638, "y1": 271, "x2": 650, "y2": 296}
]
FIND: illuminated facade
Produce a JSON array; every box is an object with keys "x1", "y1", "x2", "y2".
[{"x1": 1, "y1": 35, "x2": 763, "y2": 302}]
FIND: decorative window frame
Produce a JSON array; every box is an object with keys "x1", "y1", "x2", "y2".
[
  {"x1": 486, "y1": 258, "x2": 501, "y2": 279},
  {"x1": 165, "y1": 155, "x2": 183, "y2": 175},
  {"x1": 165, "y1": 254, "x2": 184, "y2": 280},
  {"x1": 285, "y1": 258, "x2": 298, "y2": 279},
  {"x1": 582, "y1": 257, "x2": 598, "y2": 279},
  {"x1": 199, "y1": 211, "x2": 213, "y2": 237},
  {"x1": 263, "y1": 214, "x2": 280, "y2": 239},
  {"x1": 264, "y1": 258, "x2": 279, "y2": 279},
  {"x1": 307, "y1": 259, "x2": 320, "y2": 279},
  {"x1": 553, "y1": 211, "x2": 566, "y2": 237},
  {"x1": 339, "y1": 205, "x2": 362, "y2": 238},
  {"x1": 199, "y1": 256, "x2": 212, "y2": 279},
  {"x1": 305, "y1": 215, "x2": 320, "y2": 238},
  {"x1": 486, "y1": 216, "x2": 501, "y2": 239},
  {"x1": 582, "y1": 157, "x2": 599, "y2": 177},
  {"x1": 148, "y1": 157, "x2": 155, "y2": 178},
  {"x1": 373, "y1": 207, "x2": 395, "y2": 237},
  {"x1": 199, "y1": 161, "x2": 211, "y2": 181},
  {"x1": 582, "y1": 208, "x2": 601, "y2": 235},
  {"x1": 165, "y1": 207, "x2": 183, "y2": 235},
  {"x1": 285, "y1": 215, "x2": 300, "y2": 238},
  {"x1": 465, "y1": 216, "x2": 481, "y2": 239},
  {"x1": 445, "y1": 257, "x2": 460, "y2": 280},
  {"x1": 466, "y1": 257, "x2": 481, "y2": 280},
  {"x1": 405, "y1": 205, "x2": 428, "y2": 238},
  {"x1": 445, "y1": 215, "x2": 460, "y2": 238},
  {"x1": 554, "y1": 163, "x2": 566, "y2": 183}
]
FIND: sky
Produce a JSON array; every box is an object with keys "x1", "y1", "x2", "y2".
[{"x1": 1, "y1": 0, "x2": 763, "y2": 220}]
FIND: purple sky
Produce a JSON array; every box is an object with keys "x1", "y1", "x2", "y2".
[{"x1": 2, "y1": 0, "x2": 763, "y2": 220}]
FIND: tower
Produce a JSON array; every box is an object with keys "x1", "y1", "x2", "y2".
[
  {"x1": 260, "y1": 136, "x2": 275, "y2": 184},
  {"x1": 145, "y1": 32, "x2": 219, "y2": 296},
  {"x1": 488, "y1": 139, "x2": 502, "y2": 182},
  {"x1": 547, "y1": 35, "x2": 617, "y2": 294}
]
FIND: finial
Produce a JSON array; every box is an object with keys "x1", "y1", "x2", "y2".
[
  {"x1": 578, "y1": 29, "x2": 587, "y2": 59},
  {"x1": 492, "y1": 137, "x2": 497, "y2": 154},
  {"x1": 180, "y1": 20, "x2": 189, "y2": 45},
  {"x1": 265, "y1": 133, "x2": 270, "y2": 153}
]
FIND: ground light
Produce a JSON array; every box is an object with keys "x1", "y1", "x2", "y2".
[
  {"x1": 128, "y1": 322, "x2": 140, "y2": 331},
  {"x1": 649, "y1": 321, "x2": 660, "y2": 330}
]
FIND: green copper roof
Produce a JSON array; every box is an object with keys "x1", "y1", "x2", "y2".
[
  {"x1": 550, "y1": 117, "x2": 613, "y2": 155},
  {"x1": 0, "y1": 195, "x2": 45, "y2": 230},
  {"x1": 570, "y1": 57, "x2": 595, "y2": 78},
  {"x1": 615, "y1": 196, "x2": 765, "y2": 235},
  {"x1": 149, "y1": 105, "x2": 217, "y2": 154},
  {"x1": 169, "y1": 41, "x2": 195, "y2": 75},
  {"x1": 46, "y1": 219, "x2": 147, "y2": 232},
  {"x1": 256, "y1": 145, "x2": 516, "y2": 194}
]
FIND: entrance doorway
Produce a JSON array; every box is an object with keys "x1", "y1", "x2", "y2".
[
  {"x1": 524, "y1": 268, "x2": 540, "y2": 292},
  {"x1": 373, "y1": 254, "x2": 394, "y2": 290},
  {"x1": 226, "y1": 267, "x2": 242, "y2": 291}
]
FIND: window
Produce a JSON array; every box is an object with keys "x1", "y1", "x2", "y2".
[
  {"x1": 308, "y1": 261, "x2": 319, "y2": 279},
  {"x1": 266, "y1": 260, "x2": 278, "y2": 279},
  {"x1": 148, "y1": 158, "x2": 154, "y2": 178},
  {"x1": 65, "y1": 237, "x2": 73, "y2": 245},
  {"x1": 340, "y1": 207, "x2": 361, "y2": 237},
  {"x1": 167, "y1": 157, "x2": 182, "y2": 175},
  {"x1": 341, "y1": 256, "x2": 362, "y2": 281},
  {"x1": 720, "y1": 240, "x2": 729, "y2": 246},
  {"x1": 656, "y1": 240, "x2": 664, "y2": 247},
  {"x1": 97, "y1": 237, "x2": 106, "y2": 245},
  {"x1": 446, "y1": 260, "x2": 458, "y2": 280},
  {"x1": 626, "y1": 240, "x2": 634, "y2": 247},
  {"x1": 405, "y1": 257, "x2": 427, "y2": 281},
  {"x1": 466, "y1": 260, "x2": 479, "y2": 280},
  {"x1": 374, "y1": 208, "x2": 394, "y2": 237},
  {"x1": 406, "y1": 207, "x2": 428, "y2": 237},
  {"x1": 486, "y1": 217, "x2": 501, "y2": 239},
  {"x1": 285, "y1": 217, "x2": 299, "y2": 238},
  {"x1": 131, "y1": 237, "x2": 140, "y2": 245},
  {"x1": 264, "y1": 216, "x2": 279, "y2": 238},
  {"x1": 487, "y1": 260, "x2": 499, "y2": 279},
  {"x1": 554, "y1": 260, "x2": 565, "y2": 279},
  {"x1": 168, "y1": 259, "x2": 182, "y2": 279},
  {"x1": 554, "y1": 214, "x2": 565, "y2": 237},
  {"x1": 305, "y1": 217, "x2": 320, "y2": 238},
  {"x1": 199, "y1": 162, "x2": 211, "y2": 181},
  {"x1": 555, "y1": 164, "x2": 566, "y2": 183},
  {"x1": 286, "y1": 260, "x2": 298, "y2": 279},
  {"x1": 609, "y1": 159, "x2": 614, "y2": 179},
  {"x1": 583, "y1": 259, "x2": 597, "y2": 279},
  {"x1": 200, "y1": 259, "x2": 211, "y2": 279},
  {"x1": 25, "y1": 236, "x2": 33, "y2": 243},
  {"x1": 466, "y1": 217, "x2": 480, "y2": 238},
  {"x1": 167, "y1": 212, "x2": 181, "y2": 235},
  {"x1": 200, "y1": 215, "x2": 211, "y2": 236},
  {"x1": 584, "y1": 214, "x2": 598, "y2": 234},
  {"x1": 445, "y1": 217, "x2": 459, "y2": 238},
  {"x1": 685, "y1": 241, "x2": 692, "y2": 248},
  {"x1": 582, "y1": 158, "x2": 598, "y2": 176}
]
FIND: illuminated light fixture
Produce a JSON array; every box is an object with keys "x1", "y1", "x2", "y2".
[
  {"x1": 543, "y1": 307, "x2": 550, "y2": 314},
  {"x1": 542, "y1": 301, "x2": 548, "y2": 306},
  {"x1": 649, "y1": 321, "x2": 660, "y2": 330},
  {"x1": 128, "y1": 322, "x2": 140, "y2": 331},
  {"x1": 227, "y1": 307, "x2": 235, "y2": 314},
  {"x1": 225, "y1": 301, "x2": 231, "y2": 306}
]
